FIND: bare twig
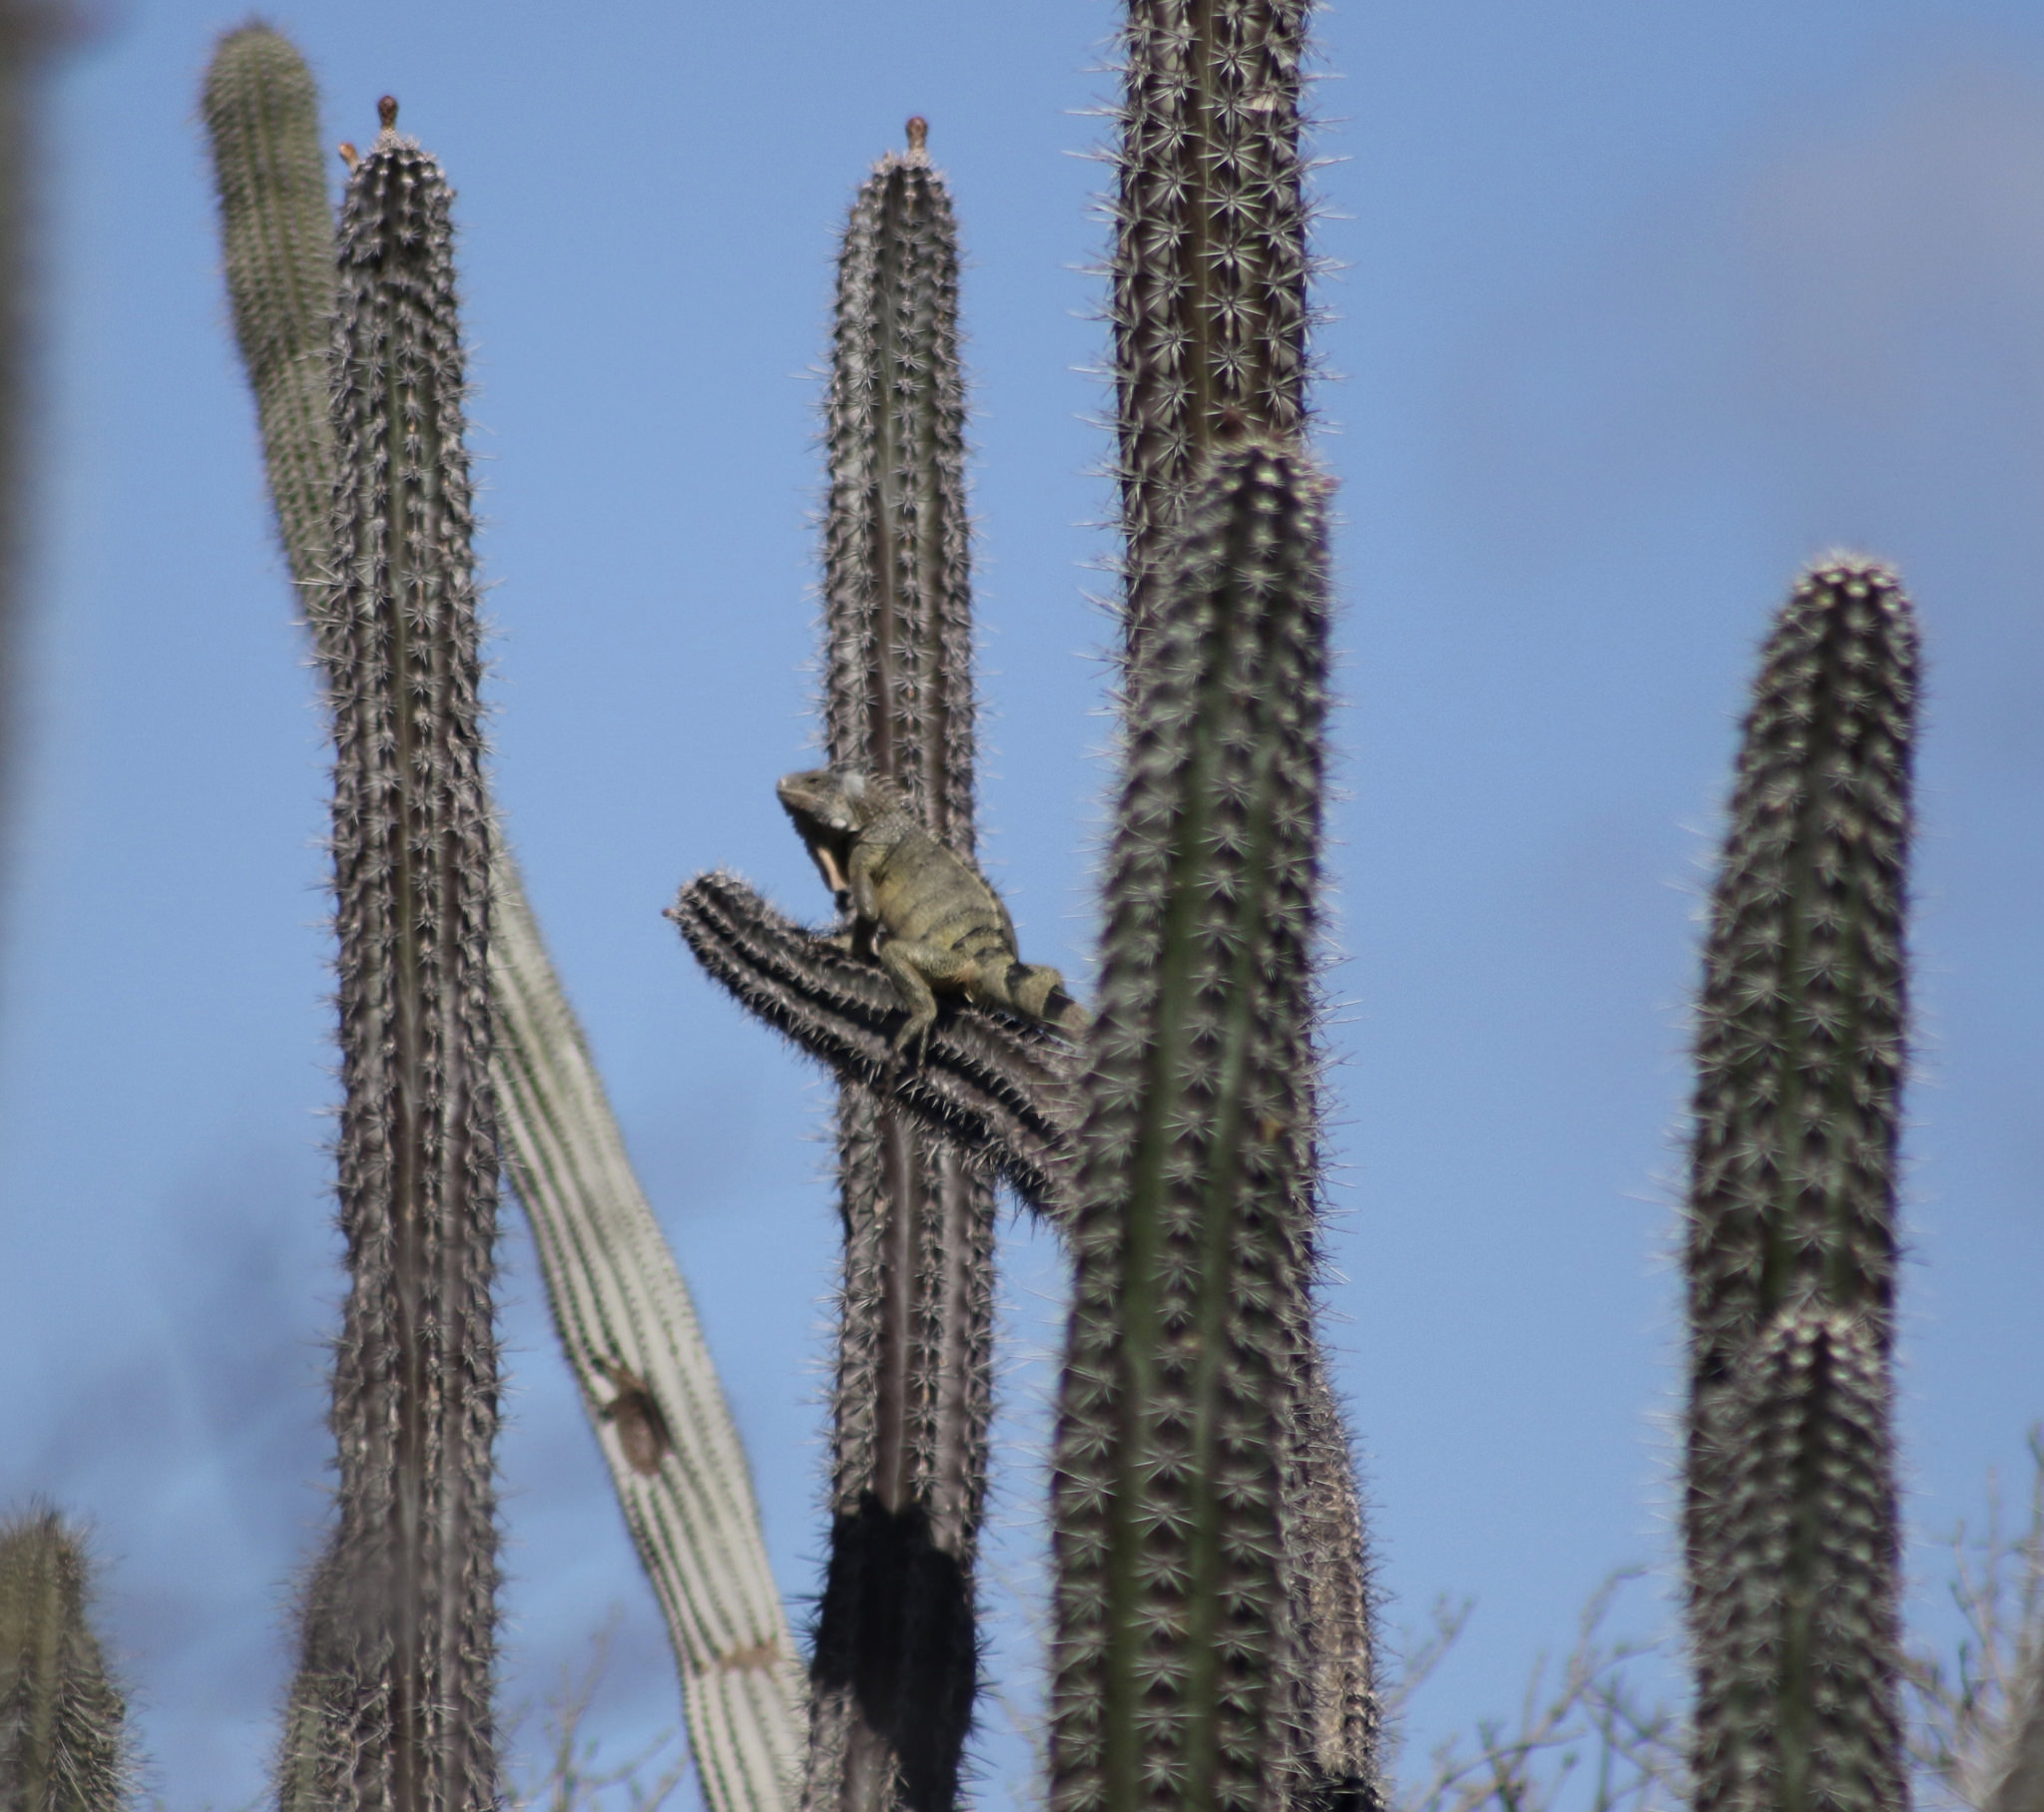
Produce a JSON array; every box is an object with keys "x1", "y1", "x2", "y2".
[
  {"x1": 1389, "y1": 1574, "x2": 1683, "y2": 1812},
  {"x1": 1906, "y1": 1430, "x2": 2044, "y2": 1811}
]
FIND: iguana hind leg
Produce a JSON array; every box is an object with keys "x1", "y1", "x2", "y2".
[{"x1": 877, "y1": 939, "x2": 979, "y2": 1062}]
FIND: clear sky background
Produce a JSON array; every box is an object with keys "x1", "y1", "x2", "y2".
[{"x1": 3, "y1": 0, "x2": 2043, "y2": 1807}]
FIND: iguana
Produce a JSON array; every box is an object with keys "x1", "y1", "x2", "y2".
[{"x1": 775, "y1": 767, "x2": 1089, "y2": 1059}]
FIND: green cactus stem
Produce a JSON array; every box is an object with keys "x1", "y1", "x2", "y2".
[
  {"x1": 806, "y1": 122, "x2": 991, "y2": 1812},
  {"x1": 1683, "y1": 556, "x2": 1916, "y2": 1812},
  {"x1": 1050, "y1": 437, "x2": 1332, "y2": 1812},
  {"x1": 1110, "y1": 0, "x2": 1312, "y2": 672},
  {"x1": 676, "y1": 870, "x2": 1381, "y2": 1812},
  {"x1": 1687, "y1": 1307, "x2": 1901, "y2": 1812},
  {"x1": 1284, "y1": 1347, "x2": 1382, "y2": 1812},
  {"x1": 0, "y1": 1507, "x2": 131, "y2": 1812},
  {"x1": 0, "y1": 0, "x2": 60, "y2": 897},
  {"x1": 200, "y1": 23, "x2": 337, "y2": 656},
  {"x1": 312, "y1": 106, "x2": 503, "y2": 1812}
]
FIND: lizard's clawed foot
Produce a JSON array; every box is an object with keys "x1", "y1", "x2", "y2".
[{"x1": 889, "y1": 1013, "x2": 936, "y2": 1069}]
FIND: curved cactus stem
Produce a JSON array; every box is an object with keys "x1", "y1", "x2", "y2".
[
  {"x1": 1051, "y1": 439, "x2": 1335, "y2": 1812},
  {"x1": 671, "y1": 870, "x2": 1078, "y2": 1217},
  {"x1": 0, "y1": 1507, "x2": 132, "y2": 1812},
  {"x1": 1683, "y1": 557, "x2": 1916, "y2": 1812},
  {"x1": 200, "y1": 23, "x2": 338, "y2": 653},
  {"x1": 496, "y1": 854, "x2": 804, "y2": 1812}
]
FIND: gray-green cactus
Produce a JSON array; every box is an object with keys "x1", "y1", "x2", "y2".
[
  {"x1": 0, "y1": 1509, "x2": 130, "y2": 1812},
  {"x1": 304, "y1": 111, "x2": 504, "y2": 1812},
  {"x1": 1110, "y1": 0, "x2": 1311, "y2": 672},
  {"x1": 200, "y1": 24, "x2": 337, "y2": 653},
  {"x1": 804, "y1": 126, "x2": 991, "y2": 1812},
  {"x1": 1684, "y1": 557, "x2": 1916, "y2": 1812},
  {"x1": 1049, "y1": 437, "x2": 1331, "y2": 1812}
]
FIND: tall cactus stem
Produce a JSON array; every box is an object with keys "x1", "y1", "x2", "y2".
[
  {"x1": 201, "y1": 41, "x2": 801, "y2": 1808},
  {"x1": 1683, "y1": 556, "x2": 1916, "y2": 1812},
  {"x1": 200, "y1": 23, "x2": 338, "y2": 654},
  {"x1": 1050, "y1": 438, "x2": 1331, "y2": 1812},
  {"x1": 0, "y1": 1508, "x2": 131, "y2": 1812},
  {"x1": 805, "y1": 125, "x2": 991, "y2": 1812},
  {"x1": 315, "y1": 111, "x2": 502, "y2": 1812},
  {"x1": 1110, "y1": 0, "x2": 1312, "y2": 673},
  {"x1": 1283, "y1": 1352, "x2": 1383, "y2": 1812},
  {"x1": 1688, "y1": 1307, "x2": 1902, "y2": 1812},
  {"x1": 0, "y1": 0, "x2": 58, "y2": 902}
]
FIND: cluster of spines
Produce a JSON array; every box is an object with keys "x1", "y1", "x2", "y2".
[
  {"x1": 199, "y1": 25, "x2": 338, "y2": 653},
  {"x1": 309, "y1": 115, "x2": 503, "y2": 1812},
  {"x1": 1110, "y1": 0, "x2": 1313, "y2": 673},
  {"x1": 0, "y1": 1509, "x2": 131, "y2": 1812},
  {"x1": 805, "y1": 123, "x2": 993, "y2": 1812},
  {"x1": 1684, "y1": 557, "x2": 1916, "y2": 1812},
  {"x1": 1050, "y1": 439, "x2": 1331, "y2": 1812}
]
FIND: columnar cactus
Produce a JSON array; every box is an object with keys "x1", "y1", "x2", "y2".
[
  {"x1": 0, "y1": 0, "x2": 54, "y2": 884},
  {"x1": 203, "y1": 39, "x2": 802, "y2": 1808},
  {"x1": 0, "y1": 1509, "x2": 130, "y2": 1812},
  {"x1": 1110, "y1": 0, "x2": 1311, "y2": 671},
  {"x1": 803, "y1": 125, "x2": 992, "y2": 1812},
  {"x1": 300, "y1": 110, "x2": 504, "y2": 1812},
  {"x1": 200, "y1": 24, "x2": 337, "y2": 654},
  {"x1": 1683, "y1": 557, "x2": 1916, "y2": 1812},
  {"x1": 1049, "y1": 438, "x2": 1331, "y2": 1812}
]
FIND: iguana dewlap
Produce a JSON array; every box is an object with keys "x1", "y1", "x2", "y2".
[{"x1": 775, "y1": 767, "x2": 1089, "y2": 1058}]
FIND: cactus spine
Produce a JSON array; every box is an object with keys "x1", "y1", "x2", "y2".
[
  {"x1": 0, "y1": 1509, "x2": 130, "y2": 1812},
  {"x1": 308, "y1": 112, "x2": 503, "y2": 1812},
  {"x1": 200, "y1": 25, "x2": 337, "y2": 653},
  {"x1": 804, "y1": 125, "x2": 990, "y2": 1812},
  {"x1": 1684, "y1": 558, "x2": 1915, "y2": 1812},
  {"x1": 1110, "y1": 0, "x2": 1311, "y2": 672},
  {"x1": 1050, "y1": 439, "x2": 1330, "y2": 1812},
  {"x1": 202, "y1": 40, "x2": 801, "y2": 1811}
]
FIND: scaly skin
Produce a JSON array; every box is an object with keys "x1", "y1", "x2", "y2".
[{"x1": 776, "y1": 768, "x2": 1088, "y2": 1058}]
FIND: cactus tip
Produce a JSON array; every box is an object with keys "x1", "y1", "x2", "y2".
[
  {"x1": 377, "y1": 94, "x2": 398, "y2": 130},
  {"x1": 906, "y1": 115, "x2": 928, "y2": 156},
  {"x1": 337, "y1": 141, "x2": 360, "y2": 173}
]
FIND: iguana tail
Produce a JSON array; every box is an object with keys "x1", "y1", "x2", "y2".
[{"x1": 988, "y1": 960, "x2": 1090, "y2": 1040}]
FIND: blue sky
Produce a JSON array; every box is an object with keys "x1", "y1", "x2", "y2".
[{"x1": 4, "y1": 0, "x2": 2044, "y2": 1806}]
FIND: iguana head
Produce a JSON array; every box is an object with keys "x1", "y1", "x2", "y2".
[
  {"x1": 775, "y1": 768, "x2": 901, "y2": 834},
  {"x1": 776, "y1": 769, "x2": 903, "y2": 899}
]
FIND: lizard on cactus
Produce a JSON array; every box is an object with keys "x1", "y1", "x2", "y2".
[{"x1": 776, "y1": 767, "x2": 1089, "y2": 1059}]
